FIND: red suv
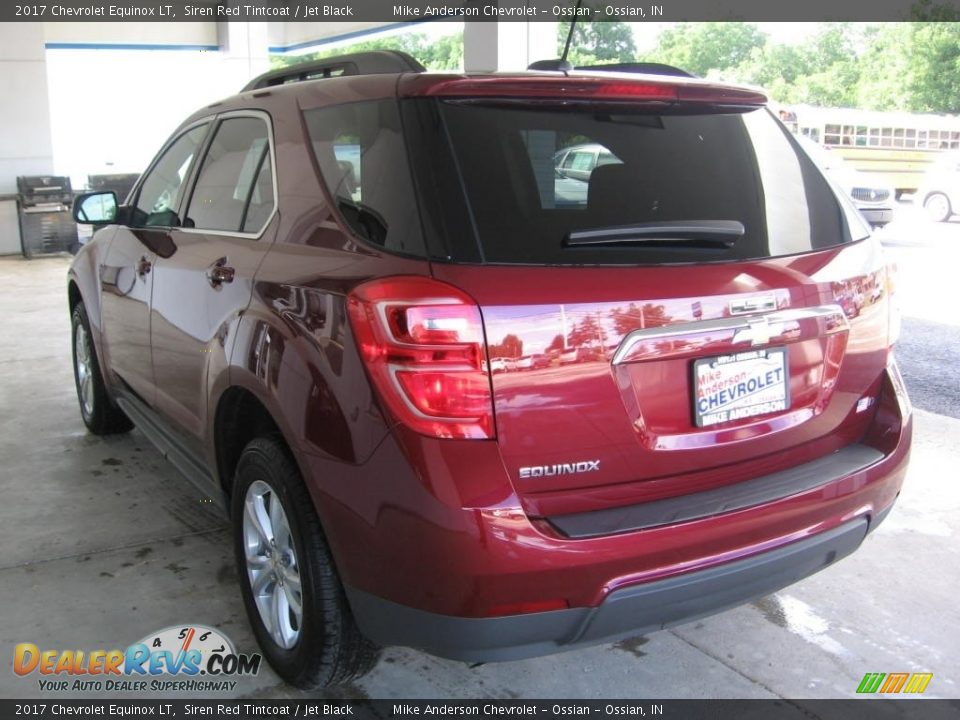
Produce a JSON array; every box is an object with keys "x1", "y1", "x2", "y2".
[{"x1": 68, "y1": 51, "x2": 912, "y2": 689}]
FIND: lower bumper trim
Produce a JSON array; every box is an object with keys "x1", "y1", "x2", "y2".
[
  {"x1": 347, "y1": 516, "x2": 870, "y2": 662},
  {"x1": 548, "y1": 443, "x2": 883, "y2": 539}
]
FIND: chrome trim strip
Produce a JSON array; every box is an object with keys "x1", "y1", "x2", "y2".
[
  {"x1": 729, "y1": 294, "x2": 777, "y2": 315},
  {"x1": 611, "y1": 304, "x2": 848, "y2": 365}
]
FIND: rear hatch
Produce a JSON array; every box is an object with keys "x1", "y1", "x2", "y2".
[{"x1": 398, "y1": 73, "x2": 891, "y2": 518}]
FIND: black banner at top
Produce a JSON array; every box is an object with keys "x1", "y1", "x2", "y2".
[
  {"x1": 4, "y1": 0, "x2": 960, "y2": 22},
  {"x1": 1, "y1": 699, "x2": 959, "y2": 720}
]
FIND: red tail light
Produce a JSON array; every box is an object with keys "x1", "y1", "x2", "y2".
[{"x1": 347, "y1": 276, "x2": 495, "y2": 439}]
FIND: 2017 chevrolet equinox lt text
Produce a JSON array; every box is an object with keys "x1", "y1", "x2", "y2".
[{"x1": 67, "y1": 51, "x2": 912, "y2": 689}]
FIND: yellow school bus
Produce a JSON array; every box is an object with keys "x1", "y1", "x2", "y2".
[{"x1": 786, "y1": 106, "x2": 960, "y2": 197}]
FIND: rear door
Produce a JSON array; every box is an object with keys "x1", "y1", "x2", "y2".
[
  {"x1": 403, "y1": 81, "x2": 890, "y2": 516},
  {"x1": 149, "y1": 113, "x2": 277, "y2": 457},
  {"x1": 99, "y1": 123, "x2": 210, "y2": 405}
]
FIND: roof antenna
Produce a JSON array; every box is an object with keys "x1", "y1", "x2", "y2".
[{"x1": 527, "y1": 0, "x2": 582, "y2": 72}]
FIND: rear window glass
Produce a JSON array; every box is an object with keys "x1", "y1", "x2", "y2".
[
  {"x1": 419, "y1": 102, "x2": 868, "y2": 265},
  {"x1": 304, "y1": 100, "x2": 426, "y2": 257}
]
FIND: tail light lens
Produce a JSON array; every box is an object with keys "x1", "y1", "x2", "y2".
[{"x1": 347, "y1": 276, "x2": 495, "y2": 439}]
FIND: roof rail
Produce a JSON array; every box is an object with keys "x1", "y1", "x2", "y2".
[
  {"x1": 243, "y1": 50, "x2": 425, "y2": 92},
  {"x1": 576, "y1": 62, "x2": 697, "y2": 79}
]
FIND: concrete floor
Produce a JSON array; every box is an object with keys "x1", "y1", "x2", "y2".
[{"x1": 0, "y1": 249, "x2": 957, "y2": 700}]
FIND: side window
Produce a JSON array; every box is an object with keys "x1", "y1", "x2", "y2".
[
  {"x1": 568, "y1": 151, "x2": 594, "y2": 172},
  {"x1": 304, "y1": 100, "x2": 425, "y2": 256},
  {"x1": 185, "y1": 116, "x2": 274, "y2": 234},
  {"x1": 133, "y1": 124, "x2": 208, "y2": 228}
]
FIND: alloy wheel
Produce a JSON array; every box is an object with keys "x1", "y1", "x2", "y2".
[
  {"x1": 242, "y1": 480, "x2": 304, "y2": 649},
  {"x1": 74, "y1": 323, "x2": 94, "y2": 417}
]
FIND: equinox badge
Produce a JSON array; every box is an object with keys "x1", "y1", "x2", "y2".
[{"x1": 519, "y1": 461, "x2": 600, "y2": 479}]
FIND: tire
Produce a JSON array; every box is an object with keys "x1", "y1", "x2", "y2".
[
  {"x1": 231, "y1": 436, "x2": 380, "y2": 689},
  {"x1": 923, "y1": 192, "x2": 952, "y2": 223},
  {"x1": 71, "y1": 302, "x2": 133, "y2": 435}
]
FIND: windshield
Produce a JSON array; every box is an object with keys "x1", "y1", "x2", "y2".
[{"x1": 402, "y1": 100, "x2": 869, "y2": 265}]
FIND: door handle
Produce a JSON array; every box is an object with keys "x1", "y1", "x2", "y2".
[
  {"x1": 136, "y1": 256, "x2": 152, "y2": 278},
  {"x1": 207, "y1": 257, "x2": 235, "y2": 288}
]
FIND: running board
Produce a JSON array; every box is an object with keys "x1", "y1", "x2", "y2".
[{"x1": 116, "y1": 393, "x2": 229, "y2": 517}]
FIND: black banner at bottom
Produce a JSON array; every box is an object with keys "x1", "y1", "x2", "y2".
[{"x1": 2, "y1": 699, "x2": 959, "y2": 720}]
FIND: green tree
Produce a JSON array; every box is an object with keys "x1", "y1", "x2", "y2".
[
  {"x1": 642, "y1": 22, "x2": 766, "y2": 78},
  {"x1": 271, "y1": 31, "x2": 463, "y2": 72},
  {"x1": 426, "y1": 33, "x2": 464, "y2": 71},
  {"x1": 907, "y1": 23, "x2": 960, "y2": 112},
  {"x1": 728, "y1": 24, "x2": 862, "y2": 107},
  {"x1": 557, "y1": 21, "x2": 637, "y2": 65},
  {"x1": 855, "y1": 22, "x2": 960, "y2": 112}
]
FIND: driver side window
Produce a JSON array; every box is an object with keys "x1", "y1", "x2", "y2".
[{"x1": 133, "y1": 123, "x2": 209, "y2": 228}]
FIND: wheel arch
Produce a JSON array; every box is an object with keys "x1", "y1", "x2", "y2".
[
  {"x1": 68, "y1": 278, "x2": 82, "y2": 312},
  {"x1": 213, "y1": 385, "x2": 291, "y2": 498},
  {"x1": 67, "y1": 264, "x2": 111, "y2": 394}
]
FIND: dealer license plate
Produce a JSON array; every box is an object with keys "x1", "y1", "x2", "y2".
[{"x1": 693, "y1": 347, "x2": 789, "y2": 427}]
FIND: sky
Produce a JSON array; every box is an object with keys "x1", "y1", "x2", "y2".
[
  {"x1": 633, "y1": 22, "x2": 822, "y2": 49},
  {"x1": 303, "y1": 20, "x2": 826, "y2": 55}
]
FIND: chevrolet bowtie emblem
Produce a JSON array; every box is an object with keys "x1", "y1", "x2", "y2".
[{"x1": 733, "y1": 317, "x2": 782, "y2": 347}]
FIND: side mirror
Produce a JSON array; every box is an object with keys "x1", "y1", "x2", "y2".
[{"x1": 73, "y1": 191, "x2": 118, "y2": 225}]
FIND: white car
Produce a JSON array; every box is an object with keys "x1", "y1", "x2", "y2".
[
  {"x1": 796, "y1": 136, "x2": 895, "y2": 228},
  {"x1": 916, "y1": 152, "x2": 960, "y2": 222}
]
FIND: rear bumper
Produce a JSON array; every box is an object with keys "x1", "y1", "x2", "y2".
[
  {"x1": 348, "y1": 511, "x2": 884, "y2": 662},
  {"x1": 309, "y1": 362, "x2": 910, "y2": 659},
  {"x1": 857, "y1": 206, "x2": 894, "y2": 225}
]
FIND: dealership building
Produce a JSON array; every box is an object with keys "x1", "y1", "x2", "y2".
[{"x1": 0, "y1": 18, "x2": 556, "y2": 254}]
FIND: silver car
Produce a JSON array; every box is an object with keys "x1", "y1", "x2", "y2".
[{"x1": 796, "y1": 136, "x2": 895, "y2": 229}]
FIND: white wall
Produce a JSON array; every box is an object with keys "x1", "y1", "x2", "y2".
[
  {"x1": 0, "y1": 23, "x2": 54, "y2": 194},
  {"x1": 464, "y1": 21, "x2": 557, "y2": 72},
  {"x1": 45, "y1": 23, "x2": 269, "y2": 190}
]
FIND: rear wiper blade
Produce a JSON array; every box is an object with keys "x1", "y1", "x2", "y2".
[{"x1": 564, "y1": 220, "x2": 744, "y2": 248}]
